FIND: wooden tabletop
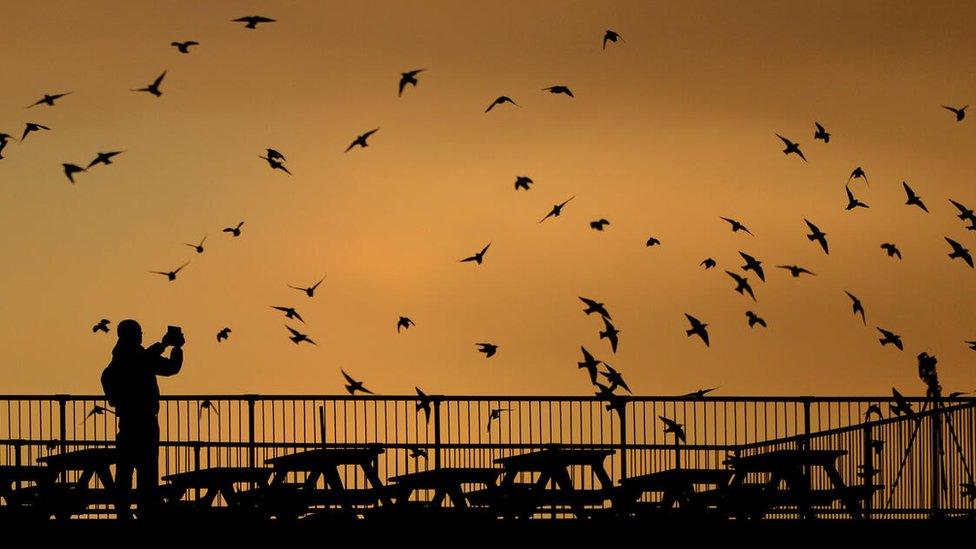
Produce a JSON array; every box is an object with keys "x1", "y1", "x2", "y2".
[
  {"x1": 494, "y1": 448, "x2": 615, "y2": 471},
  {"x1": 265, "y1": 447, "x2": 385, "y2": 470},
  {"x1": 388, "y1": 467, "x2": 503, "y2": 487},
  {"x1": 730, "y1": 449, "x2": 846, "y2": 472},
  {"x1": 620, "y1": 468, "x2": 732, "y2": 488},
  {"x1": 36, "y1": 448, "x2": 117, "y2": 470},
  {"x1": 162, "y1": 467, "x2": 273, "y2": 487}
]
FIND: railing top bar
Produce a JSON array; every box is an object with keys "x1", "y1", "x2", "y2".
[{"x1": 2, "y1": 394, "x2": 971, "y2": 403}]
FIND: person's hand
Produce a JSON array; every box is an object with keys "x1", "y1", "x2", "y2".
[{"x1": 169, "y1": 331, "x2": 186, "y2": 349}]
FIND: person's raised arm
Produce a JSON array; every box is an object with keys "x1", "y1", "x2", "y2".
[{"x1": 153, "y1": 345, "x2": 183, "y2": 376}]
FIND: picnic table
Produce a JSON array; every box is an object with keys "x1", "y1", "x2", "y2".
[
  {"x1": 493, "y1": 447, "x2": 615, "y2": 518},
  {"x1": 387, "y1": 467, "x2": 503, "y2": 510},
  {"x1": 35, "y1": 448, "x2": 119, "y2": 518},
  {"x1": 0, "y1": 466, "x2": 55, "y2": 507},
  {"x1": 161, "y1": 467, "x2": 273, "y2": 509},
  {"x1": 616, "y1": 468, "x2": 732, "y2": 516}
]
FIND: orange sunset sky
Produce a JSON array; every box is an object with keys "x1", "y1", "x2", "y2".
[{"x1": 1, "y1": 1, "x2": 974, "y2": 396}]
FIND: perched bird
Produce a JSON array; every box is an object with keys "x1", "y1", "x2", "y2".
[
  {"x1": 889, "y1": 388, "x2": 915, "y2": 418},
  {"x1": 289, "y1": 277, "x2": 325, "y2": 297},
  {"x1": 87, "y1": 151, "x2": 124, "y2": 168},
  {"x1": 682, "y1": 387, "x2": 718, "y2": 398},
  {"x1": 27, "y1": 92, "x2": 71, "y2": 108},
  {"x1": 539, "y1": 196, "x2": 575, "y2": 223},
  {"x1": 345, "y1": 128, "x2": 379, "y2": 152},
  {"x1": 845, "y1": 291, "x2": 866, "y2": 324},
  {"x1": 476, "y1": 343, "x2": 498, "y2": 358},
  {"x1": 589, "y1": 219, "x2": 610, "y2": 231},
  {"x1": 599, "y1": 317, "x2": 620, "y2": 354},
  {"x1": 285, "y1": 325, "x2": 315, "y2": 345},
  {"x1": 813, "y1": 122, "x2": 831, "y2": 143},
  {"x1": 185, "y1": 235, "x2": 207, "y2": 254},
  {"x1": 341, "y1": 370, "x2": 373, "y2": 395},
  {"x1": 845, "y1": 186, "x2": 869, "y2": 210},
  {"x1": 408, "y1": 446, "x2": 428, "y2": 460},
  {"x1": 941, "y1": 104, "x2": 968, "y2": 122},
  {"x1": 600, "y1": 363, "x2": 631, "y2": 394},
  {"x1": 777, "y1": 264, "x2": 815, "y2": 277},
  {"x1": 200, "y1": 399, "x2": 219, "y2": 417},
  {"x1": 602, "y1": 29, "x2": 624, "y2": 49},
  {"x1": 577, "y1": 346, "x2": 601, "y2": 385},
  {"x1": 259, "y1": 154, "x2": 291, "y2": 175},
  {"x1": 216, "y1": 328, "x2": 231, "y2": 342},
  {"x1": 746, "y1": 311, "x2": 766, "y2": 328},
  {"x1": 877, "y1": 328, "x2": 903, "y2": 351},
  {"x1": 864, "y1": 404, "x2": 883, "y2": 421},
  {"x1": 396, "y1": 316, "x2": 415, "y2": 333},
  {"x1": 725, "y1": 271, "x2": 756, "y2": 301},
  {"x1": 92, "y1": 319, "x2": 110, "y2": 333},
  {"x1": 720, "y1": 217, "x2": 754, "y2": 236},
  {"x1": 659, "y1": 416, "x2": 686, "y2": 443},
  {"x1": 514, "y1": 176, "x2": 533, "y2": 191},
  {"x1": 645, "y1": 236, "x2": 661, "y2": 247},
  {"x1": 804, "y1": 219, "x2": 829, "y2": 255},
  {"x1": 223, "y1": 221, "x2": 244, "y2": 237},
  {"x1": 945, "y1": 237, "x2": 974, "y2": 268},
  {"x1": 880, "y1": 243, "x2": 901, "y2": 259},
  {"x1": 21, "y1": 122, "x2": 50, "y2": 141},
  {"x1": 948, "y1": 199, "x2": 976, "y2": 225},
  {"x1": 579, "y1": 296, "x2": 611, "y2": 320},
  {"x1": 459, "y1": 242, "x2": 491, "y2": 265},
  {"x1": 233, "y1": 15, "x2": 276, "y2": 29},
  {"x1": 81, "y1": 405, "x2": 115, "y2": 424},
  {"x1": 171, "y1": 41, "x2": 199, "y2": 53},
  {"x1": 902, "y1": 182, "x2": 928, "y2": 212},
  {"x1": 485, "y1": 96, "x2": 518, "y2": 112},
  {"x1": 543, "y1": 85, "x2": 574, "y2": 98},
  {"x1": 272, "y1": 306, "x2": 304, "y2": 323},
  {"x1": 398, "y1": 69, "x2": 425, "y2": 96},
  {"x1": 150, "y1": 261, "x2": 190, "y2": 281},
  {"x1": 132, "y1": 71, "x2": 167, "y2": 97},
  {"x1": 684, "y1": 314, "x2": 709, "y2": 347},
  {"x1": 415, "y1": 387, "x2": 433, "y2": 424},
  {"x1": 775, "y1": 134, "x2": 807, "y2": 162},
  {"x1": 63, "y1": 163, "x2": 86, "y2": 183},
  {"x1": 700, "y1": 258, "x2": 716, "y2": 269},
  {"x1": 848, "y1": 167, "x2": 868, "y2": 187},
  {"x1": 738, "y1": 252, "x2": 765, "y2": 282},
  {"x1": 486, "y1": 408, "x2": 510, "y2": 432}
]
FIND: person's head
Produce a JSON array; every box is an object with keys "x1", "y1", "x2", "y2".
[{"x1": 116, "y1": 319, "x2": 143, "y2": 346}]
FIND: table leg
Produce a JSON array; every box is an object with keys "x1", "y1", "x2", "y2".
[
  {"x1": 825, "y1": 465, "x2": 862, "y2": 519},
  {"x1": 322, "y1": 467, "x2": 351, "y2": 512},
  {"x1": 446, "y1": 483, "x2": 468, "y2": 510},
  {"x1": 362, "y1": 463, "x2": 391, "y2": 506},
  {"x1": 551, "y1": 467, "x2": 584, "y2": 519}
]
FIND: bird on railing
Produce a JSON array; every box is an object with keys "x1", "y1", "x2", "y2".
[
  {"x1": 81, "y1": 405, "x2": 115, "y2": 424},
  {"x1": 682, "y1": 387, "x2": 719, "y2": 398},
  {"x1": 659, "y1": 416, "x2": 686, "y2": 443},
  {"x1": 341, "y1": 370, "x2": 373, "y2": 395},
  {"x1": 408, "y1": 446, "x2": 428, "y2": 460},
  {"x1": 486, "y1": 408, "x2": 511, "y2": 432},
  {"x1": 415, "y1": 387, "x2": 432, "y2": 424},
  {"x1": 200, "y1": 399, "x2": 219, "y2": 418}
]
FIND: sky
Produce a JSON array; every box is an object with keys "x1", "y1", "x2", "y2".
[{"x1": 0, "y1": 0, "x2": 974, "y2": 396}]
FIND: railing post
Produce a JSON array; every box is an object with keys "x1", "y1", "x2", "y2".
[
  {"x1": 801, "y1": 398, "x2": 811, "y2": 451},
  {"x1": 56, "y1": 395, "x2": 68, "y2": 453},
  {"x1": 433, "y1": 398, "x2": 442, "y2": 470},
  {"x1": 619, "y1": 400, "x2": 628, "y2": 480},
  {"x1": 861, "y1": 423, "x2": 874, "y2": 520},
  {"x1": 13, "y1": 440, "x2": 22, "y2": 490},
  {"x1": 245, "y1": 395, "x2": 257, "y2": 470},
  {"x1": 931, "y1": 403, "x2": 942, "y2": 517}
]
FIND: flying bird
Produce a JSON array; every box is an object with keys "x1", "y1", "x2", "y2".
[
  {"x1": 415, "y1": 387, "x2": 433, "y2": 424},
  {"x1": 594, "y1": 382, "x2": 628, "y2": 414},
  {"x1": 264, "y1": 148, "x2": 286, "y2": 162},
  {"x1": 589, "y1": 219, "x2": 610, "y2": 231},
  {"x1": 216, "y1": 328, "x2": 231, "y2": 342},
  {"x1": 285, "y1": 325, "x2": 315, "y2": 345},
  {"x1": 658, "y1": 416, "x2": 686, "y2": 443},
  {"x1": 132, "y1": 71, "x2": 167, "y2": 97},
  {"x1": 514, "y1": 176, "x2": 533, "y2": 191},
  {"x1": 87, "y1": 151, "x2": 124, "y2": 168},
  {"x1": 150, "y1": 261, "x2": 190, "y2": 281},
  {"x1": 223, "y1": 221, "x2": 244, "y2": 237},
  {"x1": 93, "y1": 319, "x2": 110, "y2": 333},
  {"x1": 845, "y1": 186, "x2": 869, "y2": 210},
  {"x1": 345, "y1": 128, "x2": 379, "y2": 152},
  {"x1": 579, "y1": 297, "x2": 611, "y2": 320},
  {"x1": 602, "y1": 30, "x2": 624, "y2": 49},
  {"x1": 200, "y1": 399, "x2": 219, "y2": 418},
  {"x1": 848, "y1": 167, "x2": 868, "y2": 187},
  {"x1": 682, "y1": 387, "x2": 718, "y2": 398},
  {"x1": 259, "y1": 154, "x2": 291, "y2": 175},
  {"x1": 21, "y1": 122, "x2": 50, "y2": 141},
  {"x1": 877, "y1": 328, "x2": 903, "y2": 351},
  {"x1": 804, "y1": 219, "x2": 829, "y2": 255},
  {"x1": 948, "y1": 199, "x2": 976, "y2": 224},
  {"x1": 485, "y1": 96, "x2": 518, "y2": 112},
  {"x1": 880, "y1": 243, "x2": 901, "y2": 259},
  {"x1": 775, "y1": 134, "x2": 807, "y2": 162},
  {"x1": 577, "y1": 346, "x2": 601, "y2": 385},
  {"x1": 0, "y1": 133, "x2": 12, "y2": 159},
  {"x1": 81, "y1": 405, "x2": 115, "y2": 424},
  {"x1": 889, "y1": 388, "x2": 915, "y2": 418},
  {"x1": 171, "y1": 41, "x2": 199, "y2": 53},
  {"x1": 539, "y1": 196, "x2": 575, "y2": 223},
  {"x1": 233, "y1": 16, "x2": 276, "y2": 29},
  {"x1": 700, "y1": 258, "x2": 716, "y2": 269},
  {"x1": 543, "y1": 85, "x2": 574, "y2": 98},
  {"x1": 341, "y1": 370, "x2": 373, "y2": 395},
  {"x1": 777, "y1": 264, "x2": 815, "y2": 277},
  {"x1": 396, "y1": 316, "x2": 415, "y2": 333},
  {"x1": 746, "y1": 311, "x2": 766, "y2": 328},
  {"x1": 289, "y1": 277, "x2": 325, "y2": 297},
  {"x1": 27, "y1": 92, "x2": 71, "y2": 108},
  {"x1": 62, "y1": 163, "x2": 86, "y2": 183},
  {"x1": 738, "y1": 252, "x2": 765, "y2": 282},
  {"x1": 902, "y1": 182, "x2": 928, "y2": 212},
  {"x1": 645, "y1": 236, "x2": 661, "y2": 247},
  {"x1": 684, "y1": 314, "x2": 709, "y2": 347},
  {"x1": 486, "y1": 408, "x2": 510, "y2": 432},
  {"x1": 725, "y1": 271, "x2": 756, "y2": 301},
  {"x1": 599, "y1": 317, "x2": 620, "y2": 354},
  {"x1": 945, "y1": 237, "x2": 974, "y2": 268},
  {"x1": 459, "y1": 242, "x2": 491, "y2": 265},
  {"x1": 600, "y1": 363, "x2": 631, "y2": 394},
  {"x1": 845, "y1": 291, "x2": 866, "y2": 324},
  {"x1": 398, "y1": 69, "x2": 425, "y2": 96},
  {"x1": 720, "y1": 217, "x2": 754, "y2": 236},
  {"x1": 185, "y1": 235, "x2": 206, "y2": 254},
  {"x1": 271, "y1": 306, "x2": 304, "y2": 323},
  {"x1": 476, "y1": 343, "x2": 498, "y2": 358},
  {"x1": 941, "y1": 104, "x2": 968, "y2": 122},
  {"x1": 813, "y1": 122, "x2": 831, "y2": 143}
]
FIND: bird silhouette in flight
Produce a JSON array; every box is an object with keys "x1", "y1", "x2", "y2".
[
  {"x1": 590, "y1": 219, "x2": 610, "y2": 231},
  {"x1": 682, "y1": 387, "x2": 718, "y2": 398},
  {"x1": 602, "y1": 30, "x2": 624, "y2": 49},
  {"x1": 264, "y1": 148, "x2": 286, "y2": 162},
  {"x1": 0, "y1": 133, "x2": 12, "y2": 159},
  {"x1": 460, "y1": 242, "x2": 491, "y2": 264},
  {"x1": 578, "y1": 346, "x2": 601, "y2": 385},
  {"x1": 645, "y1": 236, "x2": 661, "y2": 247},
  {"x1": 700, "y1": 258, "x2": 716, "y2": 269},
  {"x1": 87, "y1": 151, "x2": 124, "y2": 168},
  {"x1": 341, "y1": 370, "x2": 373, "y2": 395},
  {"x1": 290, "y1": 277, "x2": 325, "y2": 297},
  {"x1": 272, "y1": 306, "x2": 304, "y2": 323},
  {"x1": 21, "y1": 122, "x2": 50, "y2": 141},
  {"x1": 486, "y1": 408, "x2": 511, "y2": 432},
  {"x1": 285, "y1": 325, "x2": 315, "y2": 345},
  {"x1": 739, "y1": 252, "x2": 765, "y2": 282},
  {"x1": 233, "y1": 15, "x2": 276, "y2": 29},
  {"x1": 848, "y1": 167, "x2": 868, "y2": 187},
  {"x1": 514, "y1": 176, "x2": 533, "y2": 191},
  {"x1": 259, "y1": 153, "x2": 291, "y2": 175},
  {"x1": 813, "y1": 122, "x2": 831, "y2": 143},
  {"x1": 845, "y1": 291, "x2": 866, "y2": 324},
  {"x1": 600, "y1": 317, "x2": 620, "y2": 353},
  {"x1": 185, "y1": 235, "x2": 206, "y2": 254},
  {"x1": 415, "y1": 387, "x2": 433, "y2": 424},
  {"x1": 398, "y1": 69, "x2": 425, "y2": 96},
  {"x1": 594, "y1": 382, "x2": 628, "y2": 414},
  {"x1": 579, "y1": 296, "x2": 611, "y2": 320},
  {"x1": 27, "y1": 92, "x2": 71, "y2": 108},
  {"x1": 659, "y1": 416, "x2": 686, "y2": 443},
  {"x1": 63, "y1": 163, "x2": 86, "y2": 183},
  {"x1": 93, "y1": 319, "x2": 110, "y2": 333},
  {"x1": 777, "y1": 264, "x2": 815, "y2": 277},
  {"x1": 746, "y1": 311, "x2": 766, "y2": 328},
  {"x1": 720, "y1": 217, "x2": 754, "y2": 236},
  {"x1": 776, "y1": 134, "x2": 807, "y2": 162},
  {"x1": 889, "y1": 388, "x2": 915, "y2": 418},
  {"x1": 685, "y1": 314, "x2": 709, "y2": 347},
  {"x1": 725, "y1": 271, "x2": 756, "y2": 301},
  {"x1": 864, "y1": 404, "x2": 883, "y2": 421},
  {"x1": 408, "y1": 446, "x2": 428, "y2": 460},
  {"x1": 223, "y1": 222, "x2": 245, "y2": 237},
  {"x1": 804, "y1": 219, "x2": 829, "y2": 254},
  {"x1": 82, "y1": 405, "x2": 115, "y2": 424},
  {"x1": 200, "y1": 399, "x2": 219, "y2": 418},
  {"x1": 942, "y1": 104, "x2": 967, "y2": 121},
  {"x1": 880, "y1": 243, "x2": 901, "y2": 259},
  {"x1": 945, "y1": 237, "x2": 974, "y2": 268},
  {"x1": 600, "y1": 363, "x2": 631, "y2": 393},
  {"x1": 133, "y1": 71, "x2": 167, "y2": 97},
  {"x1": 902, "y1": 182, "x2": 928, "y2": 212},
  {"x1": 216, "y1": 328, "x2": 231, "y2": 342},
  {"x1": 476, "y1": 343, "x2": 498, "y2": 358},
  {"x1": 345, "y1": 128, "x2": 379, "y2": 152},
  {"x1": 397, "y1": 316, "x2": 415, "y2": 333},
  {"x1": 948, "y1": 199, "x2": 976, "y2": 225},
  {"x1": 877, "y1": 328, "x2": 903, "y2": 350},
  {"x1": 543, "y1": 85, "x2": 574, "y2": 98},
  {"x1": 150, "y1": 261, "x2": 190, "y2": 281},
  {"x1": 171, "y1": 41, "x2": 199, "y2": 53},
  {"x1": 539, "y1": 196, "x2": 575, "y2": 223},
  {"x1": 485, "y1": 96, "x2": 518, "y2": 112},
  {"x1": 845, "y1": 186, "x2": 869, "y2": 210}
]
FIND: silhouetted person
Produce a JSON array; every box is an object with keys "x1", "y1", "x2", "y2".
[
  {"x1": 100, "y1": 320, "x2": 184, "y2": 520},
  {"x1": 917, "y1": 353, "x2": 941, "y2": 399}
]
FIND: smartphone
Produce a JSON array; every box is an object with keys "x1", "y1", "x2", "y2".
[{"x1": 166, "y1": 325, "x2": 183, "y2": 339}]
